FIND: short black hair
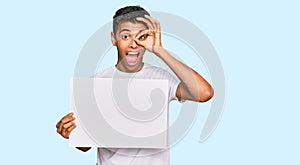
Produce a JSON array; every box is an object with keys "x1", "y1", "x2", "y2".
[{"x1": 113, "y1": 5, "x2": 150, "y2": 34}]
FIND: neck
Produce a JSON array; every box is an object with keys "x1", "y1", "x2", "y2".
[{"x1": 115, "y1": 62, "x2": 144, "y2": 73}]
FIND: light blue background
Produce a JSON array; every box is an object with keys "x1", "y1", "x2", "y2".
[{"x1": 1, "y1": 0, "x2": 299, "y2": 164}]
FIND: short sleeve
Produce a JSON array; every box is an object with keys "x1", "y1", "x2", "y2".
[
  {"x1": 145, "y1": 65, "x2": 185, "y2": 103},
  {"x1": 167, "y1": 73, "x2": 178, "y2": 101}
]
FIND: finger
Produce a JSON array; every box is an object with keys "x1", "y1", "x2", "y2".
[
  {"x1": 57, "y1": 116, "x2": 75, "y2": 133},
  {"x1": 136, "y1": 17, "x2": 154, "y2": 31},
  {"x1": 134, "y1": 37, "x2": 144, "y2": 47},
  {"x1": 136, "y1": 30, "x2": 151, "y2": 41},
  {"x1": 67, "y1": 112, "x2": 74, "y2": 117},
  {"x1": 136, "y1": 16, "x2": 154, "y2": 30},
  {"x1": 56, "y1": 112, "x2": 74, "y2": 128},
  {"x1": 57, "y1": 123, "x2": 64, "y2": 134},
  {"x1": 64, "y1": 125, "x2": 76, "y2": 139},
  {"x1": 65, "y1": 112, "x2": 74, "y2": 119},
  {"x1": 143, "y1": 16, "x2": 161, "y2": 46},
  {"x1": 135, "y1": 37, "x2": 154, "y2": 51},
  {"x1": 144, "y1": 15, "x2": 160, "y2": 32},
  {"x1": 56, "y1": 121, "x2": 60, "y2": 128},
  {"x1": 67, "y1": 124, "x2": 76, "y2": 132},
  {"x1": 155, "y1": 19, "x2": 161, "y2": 33},
  {"x1": 58, "y1": 118, "x2": 74, "y2": 134},
  {"x1": 61, "y1": 115, "x2": 75, "y2": 124},
  {"x1": 144, "y1": 16, "x2": 161, "y2": 39},
  {"x1": 62, "y1": 130, "x2": 69, "y2": 139},
  {"x1": 135, "y1": 32, "x2": 150, "y2": 43},
  {"x1": 65, "y1": 131, "x2": 71, "y2": 139},
  {"x1": 63, "y1": 121, "x2": 75, "y2": 130}
]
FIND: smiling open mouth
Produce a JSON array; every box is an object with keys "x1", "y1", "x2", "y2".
[{"x1": 125, "y1": 52, "x2": 140, "y2": 66}]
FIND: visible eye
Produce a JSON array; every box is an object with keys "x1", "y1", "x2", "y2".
[
  {"x1": 138, "y1": 34, "x2": 148, "y2": 41},
  {"x1": 121, "y1": 34, "x2": 130, "y2": 40}
]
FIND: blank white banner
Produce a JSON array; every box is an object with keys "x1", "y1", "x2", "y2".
[{"x1": 69, "y1": 78, "x2": 169, "y2": 148}]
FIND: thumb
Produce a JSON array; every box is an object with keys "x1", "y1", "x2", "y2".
[
  {"x1": 134, "y1": 39, "x2": 148, "y2": 49},
  {"x1": 134, "y1": 38, "x2": 144, "y2": 46}
]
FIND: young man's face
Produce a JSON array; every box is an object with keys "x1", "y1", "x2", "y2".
[{"x1": 112, "y1": 21, "x2": 147, "y2": 72}]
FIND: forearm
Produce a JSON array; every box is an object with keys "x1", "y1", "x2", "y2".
[
  {"x1": 155, "y1": 48, "x2": 213, "y2": 102},
  {"x1": 76, "y1": 147, "x2": 91, "y2": 152},
  {"x1": 134, "y1": 15, "x2": 213, "y2": 101}
]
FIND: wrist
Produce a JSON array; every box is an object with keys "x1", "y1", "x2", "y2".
[{"x1": 153, "y1": 46, "x2": 166, "y2": 57}]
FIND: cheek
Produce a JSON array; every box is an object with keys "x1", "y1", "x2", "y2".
[{"x1": 116, "y1": 41, "x2": 128, "y2": 52}]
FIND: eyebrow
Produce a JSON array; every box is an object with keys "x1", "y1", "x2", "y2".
[
  {"x1": 118, "y1": 29, "x2": 147, "y2": 35},
  {"x1": 119, "y1": 29, "x2": 131, "y2": 34}
]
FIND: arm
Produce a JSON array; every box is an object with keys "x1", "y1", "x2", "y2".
[
  {"x1": 136, "y1": 15, "x2": 214, "y2": 102},
  {"x1": 56, "y1": 112, "x2": 91, "y2": 152},
  {"x1": 155, "y1": 49, "x2": 213, "y2": 102}
]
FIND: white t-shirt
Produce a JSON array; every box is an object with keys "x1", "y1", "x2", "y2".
[{"x1": 94, "y1": 63, "x2": 181, "y2": 165}]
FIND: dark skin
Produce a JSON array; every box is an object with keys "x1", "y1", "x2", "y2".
[
  {"x1": 56, "y1": 15, "x2": 213, "y2": 152},
  {"x1": 56, "y1": 112, "x2": 91, "y2": 152}
]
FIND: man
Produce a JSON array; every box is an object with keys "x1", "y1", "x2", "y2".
[{"x1": 56, "y1": 5, "x2": 213, "y2": 165}]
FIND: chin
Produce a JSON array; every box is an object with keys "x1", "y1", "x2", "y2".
[{"x1": 120, "y1": 61, "x2": 144, "y2": 73}]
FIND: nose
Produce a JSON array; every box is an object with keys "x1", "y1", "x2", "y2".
[{"x1": 129, "y1": 39, "x2": 137, "y2": 48}]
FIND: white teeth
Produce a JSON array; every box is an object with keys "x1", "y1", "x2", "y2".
[{"x1": 127, "y1": 52, "x2": 139, "y2": 55}]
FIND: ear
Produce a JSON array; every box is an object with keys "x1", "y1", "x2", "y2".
[{"x1": 111, "y1": 32, "x2": 116, "y2": 46}]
